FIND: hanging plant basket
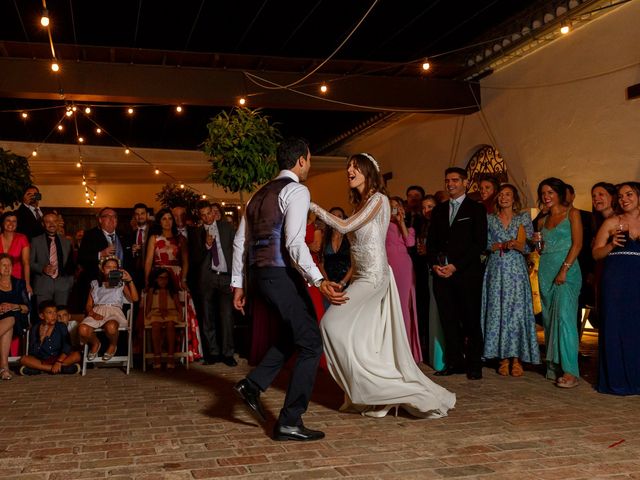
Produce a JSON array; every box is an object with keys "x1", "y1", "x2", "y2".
[
  {"x1": 202, "y1": 107, "x2": 282, "y2": 197},
  {"x1": 0, "y1": 148, "x2": 33, "y2": 209}
]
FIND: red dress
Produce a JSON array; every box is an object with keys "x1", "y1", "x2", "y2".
[
  {"x1": 152, "y1": 235, "x2": 202, "y2": 361},
  {"x1": 0, "y1": 233, "x2": 29, "y2": 279}
]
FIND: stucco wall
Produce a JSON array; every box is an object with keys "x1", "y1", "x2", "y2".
[{"x1": 336, "y1": 0, "x2": 640, "y2": 210}]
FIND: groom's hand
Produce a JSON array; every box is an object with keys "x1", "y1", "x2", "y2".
[
  {"x1": 233, "y1": 287, "x2": 246, "y2": 315},
  {"x1": 320, "y1": 280, "x2": 348, "y2": 305}
]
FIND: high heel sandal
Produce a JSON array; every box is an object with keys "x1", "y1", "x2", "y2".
[
  {"x1": 497, "y1": 359, "x2": 510, "y2": 376},
  {"x1": 361, "y1": 405, "x2": 400, "y2": 418},
  {"x1": 511, "y1": 358, "x2": 524, "y2": 377},
  {"x1": 0, "y1": 368, "x2": 12, "y2": 380}
]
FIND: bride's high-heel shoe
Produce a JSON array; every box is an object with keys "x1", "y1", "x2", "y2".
[{"x1": 361, "y1": 405, "x2": 399, "y2": 418}]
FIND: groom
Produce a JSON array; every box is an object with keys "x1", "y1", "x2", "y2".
[{"x1": 231, "y1": 137, "x2": 346, "y2": 441}]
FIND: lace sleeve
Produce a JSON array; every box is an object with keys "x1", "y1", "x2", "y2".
[{"x1": 311, "y1": 193, "x2": 385, "y2": 234}]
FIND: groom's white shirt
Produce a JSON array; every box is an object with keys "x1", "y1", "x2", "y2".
[{"x1": 231, "y1": 170, "x2": 323, "y2": 289}]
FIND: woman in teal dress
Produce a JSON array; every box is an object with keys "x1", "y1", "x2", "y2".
[
  {"x1": 535, "y1": 178, "x2": 583, "y2": 388},
  {"x1": 481, "y1": 184, "x2": 540, "y2": 376}
]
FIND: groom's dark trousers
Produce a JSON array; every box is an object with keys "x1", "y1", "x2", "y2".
[{"x1": 246, "y1": 266, "x2": 323, "y2": 426}]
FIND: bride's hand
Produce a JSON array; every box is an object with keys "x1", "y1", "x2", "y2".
[{"x1": 319, "y1": 280, "x2": 348, "y2": 305}]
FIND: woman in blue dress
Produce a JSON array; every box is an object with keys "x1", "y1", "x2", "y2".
[
  {"x1": 593, "y1": 181, "x2": 640, "y2": 395},
  {"x1": 535, "y1": 178, "x2": 583, "y2": 388},
  {"x1": 481, "y1": 184, "x2": 540, "y2": 376}
]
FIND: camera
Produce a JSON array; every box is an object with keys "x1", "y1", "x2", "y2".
[
  {"x1": 107, "y1": 270, "x2": 123, "y2": 287},
  {"x1": 33, "y1": 192, "x2": 42, "y2": 201}
]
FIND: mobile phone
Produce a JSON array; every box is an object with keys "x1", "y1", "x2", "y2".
[
  {"x1": 107, "y1": 270, "x2": 123, "y2": 287},
  {"x1": 391, "y1": 207, "x2": 398, "y2": 215}
]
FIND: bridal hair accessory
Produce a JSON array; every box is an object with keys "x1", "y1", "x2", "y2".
[{"x1": 360, "y1": 153, "x2": 380, "y2": 172}]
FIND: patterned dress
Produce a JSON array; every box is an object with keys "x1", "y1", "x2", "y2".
[
  {"x1": 481, "y1": 212, "x2": 540, "y2": 363},
  {"x1": 152, "y1": 235, "x2": 202, "y2": 360}
]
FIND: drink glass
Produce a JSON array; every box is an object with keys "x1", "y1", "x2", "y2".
[
  {"x1": 532, "y1": 231, "x2": 544, "y2": 253},
  {"x1": 616, "y1": 223, "x2": 630, "y2": 243},
  {"x1": 436, "y1": 252, "x2": 448, "y2": 266}
]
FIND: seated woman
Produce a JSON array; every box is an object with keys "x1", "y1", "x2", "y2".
[
  {"x1": 19, "y1": 300, "x2": 82, "y2": 375},
  {"x1": 145, "y1": 268, "x2": 183, "y2": 370},
  {"x1": 0, "y1": 253, "x2": 30, "y2": 380},
  {"x1": 78, "y1": 256, "x2": 138, "y2": 361}
]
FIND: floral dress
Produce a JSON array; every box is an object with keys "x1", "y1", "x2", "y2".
[{"x1": 152, "y1": 235, "x2": 202, "y2": 360}]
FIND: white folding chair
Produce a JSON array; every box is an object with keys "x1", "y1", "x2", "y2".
[
  {"x1": 82, "y1": 299, "x2": 133, "y2": 376},
  {"x1": 141, "y1": 290, "x2": 189, "y2": 371},
  {"x1": 8, "y1": 329, "x2": 29, "y2": 365},
  {"x1": 579, "y1": 305, "x2": 596, "y2": 341}
]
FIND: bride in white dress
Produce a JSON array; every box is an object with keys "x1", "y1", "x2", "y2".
[{"x1": 310, "y1": 153, "x2": 456, "y2": 418}]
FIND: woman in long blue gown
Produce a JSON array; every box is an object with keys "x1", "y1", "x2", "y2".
[
  {"x1": 481, "y1": 184, "x2": 540, "y2": 376},
  {"x1": 593, "y1": 182, "x2": 640, "y2": 395},
  {"x1": 536, "y1": 178, "x2": 582, "y2": 388}
]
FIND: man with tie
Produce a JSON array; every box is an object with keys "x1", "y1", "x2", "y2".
[
  {"x1": 427, "y1": 167, "x2": 487, "y2": 380},
  {"x1": 30, "y1": 213, "x2": 74, "y2": 305},
  {"x1": 15, "y1": 185, "x2": 45, "y2": 240},
  {"x1": 77, "y1": 208, "x2": 132, "y2": 303},
  {"x1": 129, "y1": 203, "x2": 150, "y2": 289},
  {"x1": 190, "y1": 200, "x2": 236, "y2": 366},
  {"x1": 171, "y1": 205, "x2": 190, "y2": 239}
]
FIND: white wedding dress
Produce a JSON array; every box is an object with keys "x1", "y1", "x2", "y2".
[{"x1": 311, "y1": 193, "x2": 456, "y2": 418}]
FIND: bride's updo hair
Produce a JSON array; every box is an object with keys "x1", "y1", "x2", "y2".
[{"x1": 348, "y1": 153, "x2": 387, "y2": 207}]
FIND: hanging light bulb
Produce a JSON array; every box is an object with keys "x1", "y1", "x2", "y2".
[
  {"x1": 127, "y1": 107, "x2": 134, "y2": 115},
  {"x1": 76, "y1": 162, "x2": 81, "y2": 168},
  {"x1": 57, "y1": 125, "x2": 64, "y2": 131},
  {"x1": 40, "y1": 11, "x2": 50, "y2": 27},
  {"x1": 78, "y1": 137, "x2": 84, "y2": 143},
  {"x1": 238, "y1": 97, "x2": 247, "y2": 106},
  {"x1": 84, "y1": 107, "x2": 91, "y2": 114},
  {"x1": 51, "y1": 62, "x2": 60, "y2": 72},
  {"x1": 85, "y1": 199, "x2": 90, "y2": 204},
  {"x1": 65, "y1": 109, "x2": 73, "y2": 117},
  {"x1": 85, "y1": 192, "x2": 90, "y2": 197},
  {"x1": 124, "y1": 148, "x2": 130, "y2": 154},
  {"x1": 21, "y1": 112, "x2": 28, "y2": 119},
  {"x1": 154, "y1": 169, "x2": 160, "y2": 175},
  {"x1": 176, "y1": 105, "x2": 183, "y2": 113},
  {"x1": 320, "y1": 83, "x2": 328, "y2": 93},
  {"x1": 221, "y1": 202, "x2": 226, "y2": 206},
  {"x1": 95, "y1": 128, "x2": 102, "y2": 134},
  {"x1": 422, "y1": 60, "x2": 431, "y2": 71},
  {"x1": 179, "y1": 184, "x2": 185, "y2": 189},
  {"x1": 32, "y1": 150, "x2": 37, "y2": 157},
  {"x1": 201, "y1": 194, "x2": 207, "y2": 199},
  {"x1": 560, "y1": 24, "x2": 570, "y2": 34},
  {"x1": 71, "y1": 106, "x2": 77, "y2": 112},
  {"x1": 82, "y1": 180, "x2": 86, "y2": 186}
]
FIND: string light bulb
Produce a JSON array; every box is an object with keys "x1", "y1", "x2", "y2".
[
  {"x1": 78, "y1": 137, "x2": 84, "y2": 143},
  {"x1": 201, "y1": 194, "x2": 207, "y2": 199},
  {"x1": 86, "y1": 199, "x2": 90, "y2": 204},
  {"x1": 21, "y1": 112, "x2": 28, "y2": 119},
  {"x1": 65, "y1": 109, "x2": 73, "y2": 117},
  {"x1": 422, "y1": 60, "x2": 431, "y2": 71},
  {"x1": 76, "y1": 162, "x2": 81, "y2": 168},
  {"x1": 320, "y1": 83, "x2": 328, "y2": 93},
  {"x1": 71, "y1": 106, "x2": 77, "y2": 112},
  {"x1": 124, "y1": 148, "x2": 130, "y2": 154},
  {"x1": 95, "y1": 128, "x2": 102, "y2": 134},
  {"x1": 560, "y1": 24, "x2": 570, "y2": 34},
  {"x1": 176, "y1": 106, "x2": 183, "y2": 113},
  {"x1": 154, "y1": 169, "x2": 160, "y2": 175},
  {"x1": 127, "y1": 107, "x2": 134, "y2": 115},
  {"x1": 179, "y1": 184, "x2": 185, "y2": 189},
  {"x1": 84, "y1": 107, "x2": 91, "y2": 114},
  {"x1": 51, "y1": 62, "x2": 60, "y2": 72},
  {"x1": 238, "y1": 97, "x2": 247, "y2": 106},
  {"x1": 82, "y1": 180, "x2": 86, "y2": 186},
  {"x1": 40, "y1": 11, "x2": 50, "y2": 27},
  {"x1": 57, "y1": 125, "x2": 63, "y2": 131},
  {"x1": 32, "y1": 150, "x2": 37, "y2": 157}
]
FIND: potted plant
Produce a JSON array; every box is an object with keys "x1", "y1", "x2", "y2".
[
  {"x1": 202, "y1": 107, "x2": 282, "y2": 204},
  {"x1": 0, "y1": 148, "x2": 33, "y2": 210},
  {"x1": 155, "y1": 183, "x2": 201, "y2": 216}
]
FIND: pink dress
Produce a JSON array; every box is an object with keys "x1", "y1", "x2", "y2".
[
  {"x1": 152, "y1": 235, "x2": 202, "y2": 361},
  {"x1": 385, "y1": 222, "x2": 422, "y2": 363},
  {"x1": 0, "y1": 233, "x2": 29, "y2": 279}
]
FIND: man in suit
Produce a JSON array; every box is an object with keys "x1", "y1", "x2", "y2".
[
  {"x1": 15, "y1": 185, "x2": 45, "y2": 240},
  {"x1": 77, "y1": 207, "x2": 132, "y2": 303},
  {"x1": 30, "y1": 213, "x2": 74, "y2": 305},
  {"x1": 427, "y1": 167, "x2": 488, "y2": 380},
  {"x1": 231, "y1": 137, "x2": 345, "y2": 441},
  {"x1": 190, "y1": 200, "x2": 237, "y2": 366},
  {"x1": 128, "y1": 203, "x2": 150, "y2": 289}
]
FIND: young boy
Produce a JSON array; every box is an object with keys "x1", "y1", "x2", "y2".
[
  {"x1": 20, "y1": 300, "x2": 82, "y2": 375},
  {"x1": 56, "y1": 304, "x2": 80, "y2": 348}
]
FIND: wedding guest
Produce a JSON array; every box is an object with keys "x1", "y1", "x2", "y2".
[
  {"x1": 0, "y1": 253, "x2": 30, "y2": 380},
  {"x1": 386, "y1": 196, "x2": 421, "y2": 363},
  {"x1": 78, "y1": 256, "x2": 138, "y2": 362},
  {"x1": 0, "y1": 211, "x2": 31, "y2": 294},
  {"x1": 15, "y1": 185, "x2": 45, "y2": 240},
  {"x1": 319, "y1": 207, "x2": 352, "y2": 309},
  {"x1": 481, "y1": 184, "x2": 540, "y2": 376},
  {"x1": 593, "y1": 181, "x2": 640, "y2": 395},
  {"x1": 535, "y1": 177, "x2": 582, "y2": 388},
  {"x1": 479, "y1": 175, "x2": 500, "y2": 214},
  {"x1": 19, "y1": 300, "x2": 81, "y2": 375}
]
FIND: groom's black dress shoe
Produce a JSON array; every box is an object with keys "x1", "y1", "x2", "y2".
[
  {"x1": 434, "y1": 366, "x2": 465, "y2": 376},
  {"x1": 273, "y1": 424, "x2": 325, "y2": 442},
  {"x1": 234, "y1": 379, "x2": 266, "y2": 422}
]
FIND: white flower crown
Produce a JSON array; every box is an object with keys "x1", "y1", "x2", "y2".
[{"x1": 359, "y1": 153, "x2": 380, "y2": 172}]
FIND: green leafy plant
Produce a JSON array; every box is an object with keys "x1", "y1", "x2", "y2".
[
  {"x1": 202, "y1": 108, "x2": 282, "y2": 196},
  {"x1": 0, "y1": 148, "x2": 33, "y2": 209},
  {"x1": 155, "y1": 183, "x2": 201, "y2": 215}
]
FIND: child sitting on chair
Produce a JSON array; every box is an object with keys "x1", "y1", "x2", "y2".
[
  {"x1": 145, "y1": 268, "x2": 183, "y2": 370},
  {"x1": 19, "y1": 300, "x2": 82, "y2": 375},
  {"x1": 56, "y1": 304, "x2": 80, "y2": 348},
  {"x1": 78, "y1": 256, "x2": 138, "y2": 362}
]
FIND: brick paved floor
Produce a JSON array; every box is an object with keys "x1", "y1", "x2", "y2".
[{"x1": 2, "y1": 331, "x2": 639, "y2": 479}]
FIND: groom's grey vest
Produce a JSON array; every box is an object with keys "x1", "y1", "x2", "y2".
[{"x1": 246, "y1": 177, "x2": 295, "y2": 268}]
